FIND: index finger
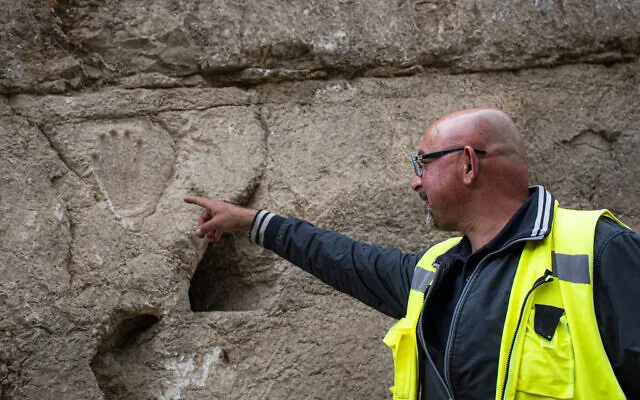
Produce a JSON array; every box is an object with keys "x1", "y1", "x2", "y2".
[{"x1": 184, "y1": 196, "x2": 210, "y2": 208}]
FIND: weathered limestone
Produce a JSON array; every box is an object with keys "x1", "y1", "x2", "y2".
[
  {"x1": 1, "y1": 0, "x2": 639, "y2": 399},
  {"x1": 2, "y1": 0, "x2": 639, "y2": 93}
]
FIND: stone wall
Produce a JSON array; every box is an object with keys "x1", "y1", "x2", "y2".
[{"x1": 1, "y1": 0, "x2": 639, "y2": 399}]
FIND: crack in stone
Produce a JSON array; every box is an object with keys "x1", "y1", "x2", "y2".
[
  {"x1": 65, "y1": 211, "x2": 77, "y2": 287},
  {"x1": 26, "y1": 122, "x2": 80, "y2": 287},
  {"x1": 256, "y1": 106, "x2": 270, "y2": 177},
  {"x1": 8, "y1": 46, "x2": 639, "y2": 97},
  {"x1": 34, "y1": 123, "x2": 85, "y2": 184},
  {"x1": 42, "y1": 106, "x2": 255, "y2": 126}
]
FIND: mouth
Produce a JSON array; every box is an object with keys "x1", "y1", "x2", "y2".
[{"x1": 418, "y1": 189, "x2": 428, "y2": 202}]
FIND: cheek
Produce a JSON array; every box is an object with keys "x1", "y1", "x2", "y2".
[
  {"x1": 423, "y1": 166, "x2": 443, "y2": 190},
  {"x1": 423, "y1": 176, "x2": 443, "y2": 202},
  {"x1": 424, "y1": 166, "x2": 455, "y2": 202}
]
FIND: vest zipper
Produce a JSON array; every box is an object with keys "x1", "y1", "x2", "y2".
[
  {"x1": 499, "y1": 269, "x2": 553, "y2": 400},
  {"x1": 442, "y1": 237, "x2": 545, "y2": 398},
  {"x1": 417, "y1": 262, "x2": 454, "y2": 400},
  {"x1": 442, "y1": 256, "x2": 485, "y2": 396}
]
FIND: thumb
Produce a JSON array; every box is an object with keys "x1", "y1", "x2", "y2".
[{"x1": 197, "y1": 214, "x2": 222, "y2": 237}]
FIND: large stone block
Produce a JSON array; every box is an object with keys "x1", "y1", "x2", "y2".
[{"x1": 2, "y1": 0, "x2": 639, "y2": 92}]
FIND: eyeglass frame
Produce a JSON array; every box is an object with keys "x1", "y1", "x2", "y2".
[{"x1": 412, "y1": 147, "x2": 488, "y2": 177}]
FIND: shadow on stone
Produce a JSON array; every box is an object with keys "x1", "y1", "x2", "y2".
[
  {"x1": 189, "y1": 235, "x2": 276, "y2": 312},
  {"x1": 90, "y1": 313, "x2": 160, "y2": 400}
]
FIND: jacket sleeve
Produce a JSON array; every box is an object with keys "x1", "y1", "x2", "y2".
[
  {"x1": 593, "y1": 218, "x2": 640, "y2": 397},
  {"x1": 249, "y1": 210, "x2": 424, "y2": 319}
]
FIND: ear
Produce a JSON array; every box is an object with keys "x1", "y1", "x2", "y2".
[{"x1": 462, "y1": 146, "x2": 479, "y2": 185}]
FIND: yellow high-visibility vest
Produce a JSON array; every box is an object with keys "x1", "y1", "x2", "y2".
[{"x1": 383, "y1": 204, "x2": 626, "y2": 399}]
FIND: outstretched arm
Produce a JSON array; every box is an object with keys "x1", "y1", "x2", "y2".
[
  {"x1": 184, "y1": 197, "x2": 421, "y2": 319},
  {"x1": 183, "y1": 196, "x2": 258, "y2": 242}
]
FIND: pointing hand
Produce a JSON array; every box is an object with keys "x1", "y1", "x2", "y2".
[{"x1": 183, "y1": 197, "x2": 258, "y2": 242}]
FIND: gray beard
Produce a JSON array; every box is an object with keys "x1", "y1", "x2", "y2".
[{"x1": 425, "y1": 209, "x2": 436, "y2": 229}]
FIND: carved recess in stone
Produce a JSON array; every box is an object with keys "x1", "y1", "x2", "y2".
[
  {"x1": 44, "y1": 118, "x2": 175, "y2": 229},
  {"x1": 91, "y1": 311, "x2": 161, "y2": 399},
  {"x1": 189, "y1": 236, "x2": 279, "y2": 312}
]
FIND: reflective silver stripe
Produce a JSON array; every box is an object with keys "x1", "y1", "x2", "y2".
[
  {"x1": 411, "y1": 268, "x2": 436, "y2": 293},
  {"x1": 552, "y1": 252, "x2": 590, "y2": 284},
  {"x1": 538, "y1": 190, "x2": 553, "y2": 236},
  {"x1": 531, "y1": 186, "x2": 545, "y2": 237},
  {"x1": 250, "y1": 210, "x2": 268, "y2": 244},
  {"x1": 259, "y1": 213, "x2": 275, "y2": 246},
  {"x1": 531, "y1": 186, "x2": 553, "y2": 237}
]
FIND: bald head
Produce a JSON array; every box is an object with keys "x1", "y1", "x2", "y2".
[
  {"x1": 413, "y1": 108, "x2": 530, "y2": 248},
  {"x1": 422, "y1": 108, "x2": 529, "y2": 189},
  {"x1": 428, "y1": 108, "x2": 527, "y2": 166}
]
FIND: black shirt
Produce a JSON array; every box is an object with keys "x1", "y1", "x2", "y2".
[{"x1": 422, "y1": 194, "x2": 533, "y2": 377}]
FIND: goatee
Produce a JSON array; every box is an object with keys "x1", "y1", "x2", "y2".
[{"x1": 424, "y1": 209, "x2": 438, "y2": 230}]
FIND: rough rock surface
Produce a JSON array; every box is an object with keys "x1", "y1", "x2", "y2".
[{"x1": 1, "y1": 0, "x2": 639, "y2": 399}]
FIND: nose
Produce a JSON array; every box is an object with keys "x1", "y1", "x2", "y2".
[{"x1": 410, "y1": 175, "x2": 422, "y2": 191}]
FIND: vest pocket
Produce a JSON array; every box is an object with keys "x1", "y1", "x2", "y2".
[{"x1": 515, "y1": 308, "x2": 575, "y2": 399}]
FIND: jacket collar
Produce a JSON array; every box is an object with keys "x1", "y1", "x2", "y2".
[
  {"x1": 443, "y1": 185, "x2": 556, "y2": 260},
  {"x1": 506, "y1": 185, "x2": 555, "y2": 244}
]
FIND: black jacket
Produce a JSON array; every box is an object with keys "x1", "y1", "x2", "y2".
[{"x1": 250, "y1": 186, "x2": 640, "y2": 399}]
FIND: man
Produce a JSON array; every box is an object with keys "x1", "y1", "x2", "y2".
[{"x1": 185, "y1": 109, "x2": 640, "y2": 399}]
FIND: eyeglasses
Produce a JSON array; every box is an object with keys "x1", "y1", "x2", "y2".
[{"x1": 412, "y1": 147, "x2": 487, "y2": 177}]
